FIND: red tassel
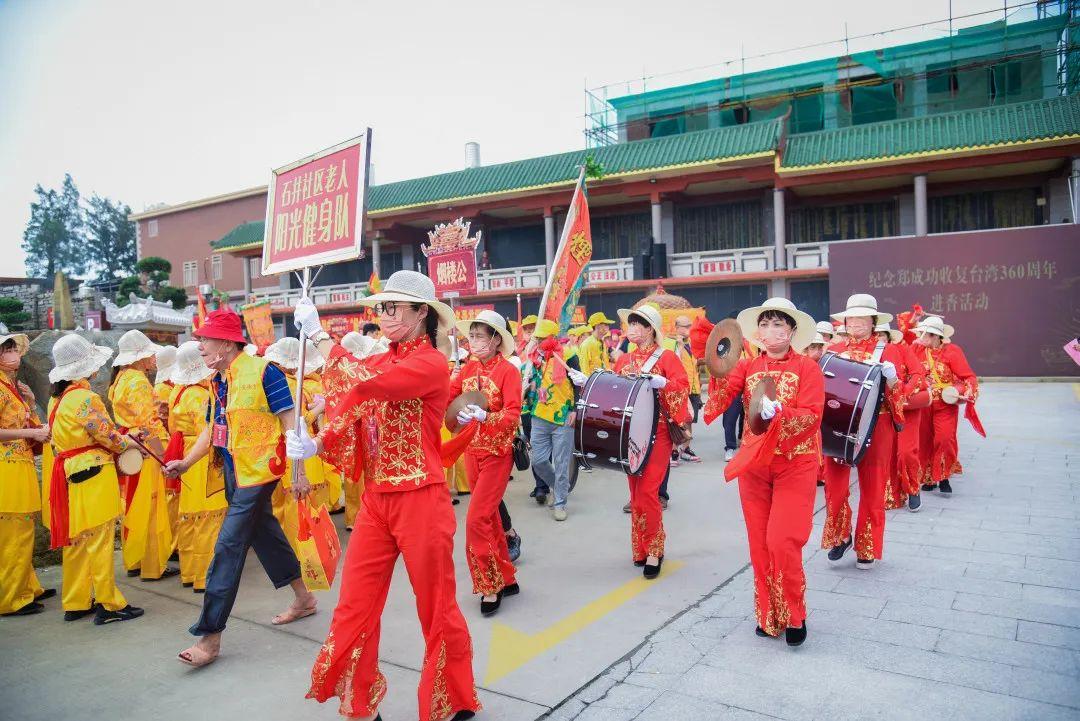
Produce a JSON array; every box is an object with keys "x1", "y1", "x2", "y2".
[{"x1": 440, "y1": 424, "x2": 479, "y2": 468}]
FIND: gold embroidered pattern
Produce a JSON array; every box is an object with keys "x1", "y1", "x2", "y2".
[
  {"x1": 428, "y1": 640, "x2": 452, "y2": 721},
  {"x1": 369, "y1": 671, "x2": 388, "y2": 714},
  {"x1": 467, "y1": 543, "x2": 505, "y2": 596},
  {"x1": 647, "y1": 523, "x2": 666, "y2": 559},
  {"x1": 309, "y1": 629, "x2": 336, "y2": 692},
  {"x1": 568, "y1": 230, "x2": 591, "y2": 265},
  {"x1": 763, "y1": 568, "x2": 792, "y2": 635},
  {"x1": 855, "y1": 519, "x2": 875, "y2": 561},
  {"x1": 461, "y1": 374, "x2": 515, "y2": 456},
  {"x1": 778, "y1": 413, "x2": 818, "y2": 458},
  {"x1": 820, "y1": 501, "x2": 851, "y2": 550},
  {"x1": 364, "y1": 399, "x2": 425, "y2": 487},
  {"x1": 630, "y1": 509, "x2": 647, "y2": 559}
]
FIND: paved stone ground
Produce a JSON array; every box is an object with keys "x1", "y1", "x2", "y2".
[{"x1": 550, "y1": 382, "x2": 1080, "y2": 721}]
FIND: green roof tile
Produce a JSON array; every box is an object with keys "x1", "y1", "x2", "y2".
[
  {"x1": 211, "y1": 220, "x2": 265, "y2": 250},
  {"x1": 780, "y1": 93, "x2": 1080, "y2": 170}
]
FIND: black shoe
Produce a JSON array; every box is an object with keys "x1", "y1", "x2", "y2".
[
  {"x1": 660, "y1": 497, "x2": 669, "y2": 510},
  {"x1": 35, "y1": 588, "x2": 57, "y2": 601},
  {"x1": 2, "y1": 601, "x2": 44, "y2": 617},
  {"x1": 193, "y1": 588, "x2": 205, "y2": 594},
  {"x1": 755, "y1": 626, "x2": 770, "y2": 638},
  {"x1": 827, "y1": 538, "x2": 852, "y2": 562},
  {"x1": 168, "y1": 550, "x2": 180, "y2": 563},
  {"x1": 921, "y1": 483, "x2": 936, "y2": 492},
  {"x1": 93, "y1": 605, "x2": 144, "y2": 625},
  {"x1": 857, "y1": 558, "x2": 875, "y2": 570},
  {"x1": 785, "y1": 622, "x2": 807, "y2": 647},
  {"x1": 346, "y1": 526, "x2": 353, "y2": 532},
  {"x1": 126, "y1": 568, "x2": 140, "y2": 577},
  {"x1": 938, "y1": 479, "x2": 953, "y2": 494},
  {"x1": 507, "y1": 533, "x2": 521, "y2": 563},
  {"x1": 64, "y1": 606, "x2": 98, "y2": 622},
  {"x1": 633, "y1": 558, "x2": 646, "y2": 567},
  {"x1": 182, "y1": 581, "x2": 194, "y2": 588},
  {"x1": 329, "y1": 506, "x2": 346, "y2": 515},
  {"x1": 643, "y1": 556, "x2": 664, "y2": 579},
  {"x1": 502, "y1": 583, "x2": 520, "y2": 597},
  {"x1": 907, "y1": 493, "x2": 922, "y2": 512},
  {"x1": 480, "y1": 593, "x2": 502, "y2": 617},
  {"x1": 452, "y1": 712, "x2": 476, "y2": 721},
  {"x1": 817, "y1": 480, "x2": 825, "y2": 487},
  {"x1": 451, "y1": 498, "x2": 460, "y2": 506},
  {"x1": 142, "y1": 566, "x2": 180, "y2": 582},
  {"x1": 535, "y1": 493, "x2": 548, "y2": 506}
]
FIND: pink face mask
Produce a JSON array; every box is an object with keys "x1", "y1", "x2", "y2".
[
  {"x1": 625, "y1": 324, "x2": 645, "y2": 345},
  {"x1": 757, "y1": 324, "x2": 792, "y2": 354},
  {"x1": 382, "y1": 311, "x2": 423, "y2": 343},
  {"x1": 0, "y1": 351, "x2": 19, "y2": 373}
]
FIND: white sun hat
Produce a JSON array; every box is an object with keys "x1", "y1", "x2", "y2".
[
  {"x1": 736, "y1": 297, "x2": 816, "y2": 352},
  {"x1": 0, "y1": 332, "x2": 30, "y2": 356},
  {"x1": 617, "y1": 304, "x2": 665, "y2": 344},
  {"x1": 49, "y1": 333, "x2": 114, "y2": 383},
  {"x1": 815, "y1": 320, "x2": 836, "y2": 337},
  {"x1": 154, "y1": 345, "x2": 177, "y2": 385},
  {"x1": 265, "y1": 337, "x2": 325, "y2": 376},
  {"x1": 112, "y1": 329, "x2": 163, "y2": 368},
  {"x1": 244, "y1": 343, "x2": 259, "y2": 356},
  {"x1": 830, "y1": 293, "x2": 893, "y2": 323},
  {"x1": 171, "y1": 341, "x2": 214, "y2": 386},
  {"x1": 341, "y1": 331, "x2": 376, "y2": 357},
  {"x1": 809, "y1": 332, "x2": 827, "y2": 346},
  {"x1": 359, "y1": 270, "x2": 457, "y2": 333},
  {"x1": 915, "y1": 315, "x2": 954, "y2": 339},
  {"x1": 874, "y1": 322, "x2": 904, "y2": 344},
  {"x1": 455, "y1": 309, "x2": 515, "y2": 359}
]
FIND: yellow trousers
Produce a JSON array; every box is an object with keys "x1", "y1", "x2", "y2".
[
  {"x1": 177, "y1": 509, "x2": 226, "y2": 590},
  {"x1": 62, "y1": 521, "x2": 128, "y2": 612},
  {"x1": 0, "y1": 514, "x2": 44, "y2": 614},
  {"x1": 344, "y1": 473, "x2": 365, "y2": 528},
  {"x1": 166, "y1": 490, "x2": 180, "y2": 555},
  {"x1": 326, "y1": 465, "x2": 344, "y2": 512},
  {"x1": 122, "y1": 466, "x2": 173, "y2": 579}
]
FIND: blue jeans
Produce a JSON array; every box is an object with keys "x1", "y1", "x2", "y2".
[
  {"x1": 522, "y1": 414, "x2": 548, "y2": 495},
  {"x1": 530, "y1": 416, "x2": 574, "y2": 507},
  {"x1": 189, "y1": 459, "x2": 300, "y2": 636},
  {"x1": 723, "y1": 396, "x2": 744, "y2": 450}
]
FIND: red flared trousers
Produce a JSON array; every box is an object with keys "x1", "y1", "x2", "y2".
[
  {"x1": 919, "y1": 401, "x2": 960, "y2": 486},
  {"x1": 887, "y1": 408, "x2": 923, "y2": 508},
  {"x1": 307, "y1": 483, "x2": 479, "y2": 720},
  {"x1": 628, "y1": 428, "x2": 671, "y2": 562},
  {"x1": 822, "y1": 414, "x2": 896, "y2": 561},
  {"x1": 738, "y1": 453, "x2": 817, "y2": 635},
  {"x1": 464, "y1": 452, "x2": 516, "y2": 596}
]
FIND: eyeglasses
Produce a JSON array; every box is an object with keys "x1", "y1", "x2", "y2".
[{"x1": 373, "y1": 301, "x2": 411, "y2": 317}]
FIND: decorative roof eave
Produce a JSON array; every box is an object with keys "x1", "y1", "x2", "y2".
[
  {"x1": 103, "y1": 296, "x2": 196, "y2": 329},
  {"x1": 776, "y1": 134, "x2": 1080, "y2": 176},
  {"x1": 367, "y1": 150, "x2": 775, "y2": 217}
]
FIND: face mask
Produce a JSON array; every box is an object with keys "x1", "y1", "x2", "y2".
[
  {"x1": 382, "y1": 310, "x2": 424, "y2": 342},
  {"x1": 758, "y1": 324, "x2": 792, "y2": 353},
  {"x1": 469, "y1": 338, "x2": 493, "y2": 358},
  {"x1": 0, "y1": 353, "x2": 19, "y2": 373},
  {"x1": 625, "y1": 325, "x2": 645, "y2": 345}
]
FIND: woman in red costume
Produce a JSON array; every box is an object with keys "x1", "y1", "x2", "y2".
[
  {"x1": 287, "y1": 270, "x2": 479, "y2": 721},
  {"x1": 875, "y1": 322, "x2": 927, "y2": 513},
  {"x1": 703, "y1": 297, "x2": 823, "y2": 646}
]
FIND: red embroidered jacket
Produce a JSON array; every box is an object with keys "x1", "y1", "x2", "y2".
[
  {"x1": 319, "y1": 336, "x2": 450, "y2": 493},
  {"x1": 910, "y1": 342, "x2": 978, "y2": 402},
  {"x1": 897, "y1": 342, "x2": 927, "y2": 413},
  {"x1": 703, "y1": 350, "x2": 824, "y2": 459},
  {"x1": 449, "y1": 354, "x2": 522, "y2": 457},
  {"x1": 613, "y1": 343, "x2": 690, "y2": 427}
]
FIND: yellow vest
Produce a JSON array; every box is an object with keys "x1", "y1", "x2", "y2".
[
  {"x1": 579, "y1": 335, "x2": 609, "y2": 376},
  {"x1": 663, "y1": 337, "x2": 700, "y2": 394},
  {"x1": 213, "y1": 353, "x2": 285, "y2": 488}
]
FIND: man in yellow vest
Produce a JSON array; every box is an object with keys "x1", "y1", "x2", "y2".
[
  {"x1": 578, "y1": 311, "x2": 616, "y2": 377},
  {"x1": 164, "y1": 308, "x2": 314, "y2": 668}
]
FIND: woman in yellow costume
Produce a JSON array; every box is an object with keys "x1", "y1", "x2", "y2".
[
  {"x1": 154, "y1": 344, "x2": 179, "y2": 554},
  {"x1": 0, "y1": 332, "x2": 54, "y2": 617},
  {"x1": 167, "y1": 341, "x2": 227, "y2": 593},
  {"x1": 44, "y1": 333, "x2": 144, "y2": 624},
  {"x1": 109, "y1": 329, "x2": 177, "y2": 581},
  {"x1": 264, "y1": 337, "x2": 327, "y2": 555}
]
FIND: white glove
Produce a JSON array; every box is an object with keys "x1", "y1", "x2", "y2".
[
  {"x1": 285, "y1": 425, "x2": 318, "y2": 460},
  {"x1": 568, "y1": 369, "x2": 588, "y2": 387},
  {"x1": 456, "y1": 410, "x2": 475, "y2": 426},
  {"x1": 760, "y1": 397, "x2": 782, "y2": 421},
  {"x1": 649, "y1": 375, "x2": 668, "y2": 390},
  {"x1": 467, "y1": 404, "x2": 488, "y2": 423},
  {"x1": 880, "y1": 361, "x2": 898, "y2": 382},
  {"x1": 293, "y1": 297, "x2": 322, "y2": 340}
]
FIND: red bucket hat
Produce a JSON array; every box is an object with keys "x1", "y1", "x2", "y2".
[{"x1": 193, "y1": 308, "x2": 247, "y2": 344}]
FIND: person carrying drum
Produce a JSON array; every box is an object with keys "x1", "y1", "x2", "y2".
[
  {"x1": 821, "y1": 294, "x2": 907, "y2": 570},
  {"x1": 876, "y1": 322, "x2": 927, "y2": 513},
  {"x1": 910, "y1": 315, "x2": 980, "y2": 495},
  {"x1": 702, "y1": 297, "x2": 822, "y2": 646},
  {"x1": 449, "y1": 310, "x2": 523, "y2": 616},
  {"x1": 583, "y1": 304, "x2": 688, "y2": 580}
]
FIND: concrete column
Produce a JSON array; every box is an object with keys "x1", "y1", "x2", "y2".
[
  {"x1": 400, "y1": 242, "x2": 415, "y2": 273},
  {"x1": 898, "y1": 192, "x2": 916, "y2": 236},
  {"x1": 651, "y1": 197, "x2": 663, "y2": 247},
  {"x1": 661, "y1": 200, "x2": 675, "y2": 256},
  {"x1": 544, "y1": 211, "x2": 556, "y2": 267},
  {"x1": 773, "y1": 187, "x2": 786, "y2": 271},
  {"x1": 914, "y1": 174, "x2": 928, "y2": 236},
  {"x1": 241, "y1": 255, "x2": 252, "y2": 298},
  {"x1": 371, "y1": 235, "x2": 382, "y2": 278},
  {"x1": 770, "y1": 276, "x2": 789, "y2": 299}
]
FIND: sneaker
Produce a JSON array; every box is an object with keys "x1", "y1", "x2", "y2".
[
  {"x1": 827, "y1": 538, "x2": 852, "y2": 562},
  {"x1": 938, "y1": 479, "x2": 953, "y2": 494},
  {"x1": 553, "y1": 507, "x2": 567, "y2": 522},
  {"x1": 724, "y1": 449, "x2": 735, "y2": 462},
  {"x1": 660, "y1": 498, "x2": 669, "y2": 510},
  {"x1": 669, "y1": 456, "x2": 681, "y2": 468},
  {"x1": 785, "y1": 622, "x2": 807, "y2": 647},
  {"x1": 907, "y1": 493, "x2": 922, "y2": 512},
  {"x1": 856, "y1": 558, "x2": 874, "y2": 570},
  {"x1": 64, "y1": 604, "x2": 99, "y2": 622},
  {"x1": 507, "y1": 533, "x2": 522, "y2": 563},
  {"x1": 2, "y1": 601, "x2": 44, "y2": 617},
  {"x1": 94, "y1": 605, "x2": 144, "y2": 625},
  {"x1": 547, "y1": 494, "x2": 555, "y2": 508},
  {"x1": 534, "y1": 493, "x2": 547, "y2": 506},
  {"x1": 680, "y1": 449, "x2": 702, "y2": 463},
  {"x1": 142, "y1": 566, "x2": 180, "y2": 582},
  {"x1": 622, "y1": 501, "x2": 631, "y2": 513}
]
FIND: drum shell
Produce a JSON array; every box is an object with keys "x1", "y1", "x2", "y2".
[
  {"x1": 116, "y1": 447, "x2": 144, "y2": 476},
  {"x1": 574, "y1": 370, "x2": 657, "y2": 475},
  {"x1": 819, "y1": 353, "x2": 885, "y2": 465}
]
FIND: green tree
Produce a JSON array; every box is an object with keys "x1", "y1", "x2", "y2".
[
  {"x1": 84, "y1": 195, "x2": 137, "y2": 282},
  {"x1": 116, "y1": 256, "x2": 188, "y2": 310},
  {"x1": 0, "y1": 298, "x2": 31, "y2": 331},
  {"x1": 21, "y1": 174, "x2": 85, "y2": 279}
]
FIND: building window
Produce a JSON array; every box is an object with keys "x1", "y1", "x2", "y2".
[
  {"x1": 248, "y1": 256, "x2": 260, "y2": 280},
  {"x1": 211, "y1": 254, "x2": 223, "y2": 281},
  {"x1": 148, "y1": 219, "x2": 159, "y2": 237},
  {"x1": 675, "y1": 201, "x2": 762, "y2": 252},
  {"x1": 788, "y1": 201, "x2": 898, "y2": 244},
  {"x1": 182, "y1": 261, "x2": 198, "y2": 287},
  {"x1": 928, "y1": 188, "x2": 1040, "y2": 233}
]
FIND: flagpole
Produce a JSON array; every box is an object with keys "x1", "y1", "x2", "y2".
[
  {"x1": 292, "y1": 265, "x2": 314, "y2": 489},
  {"x1": 537, "y1": 165, "x2": 587, "y2": 323}
]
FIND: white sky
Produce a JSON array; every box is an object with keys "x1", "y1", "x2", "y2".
[{"x1": 0, "y1": 0, "x2": 1015, "y2": 278}]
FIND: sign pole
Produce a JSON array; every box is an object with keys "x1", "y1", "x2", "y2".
[
  {"x1": 292, "y1": 265, "x2": 313, "y2": 487},
  {"x1": 448, "y1": 295, "x2": 460, "y2": 372}
]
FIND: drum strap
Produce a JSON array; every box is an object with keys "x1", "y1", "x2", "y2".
[
  {"x1": 870, "y1": 340, "x2": 886, "y2": 364},
  {"x1": 640, "y1": 348, "x2": 664, "y2": 375}
]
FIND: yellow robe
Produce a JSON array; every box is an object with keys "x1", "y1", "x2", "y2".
[
  {"x1": 578, "y1": 334, "x2": 610, "y2": 377},
  {"x1": 155, "y1": 380, "x2": 180, "y2": 550},
  {"x1": 0, "y1": 377, "x2": 45, "y2": 614}
]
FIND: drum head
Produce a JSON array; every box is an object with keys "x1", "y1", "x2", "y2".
[
  {"x1": 705, "y1": 319, "x2": 743, "y2": 378},
  {"x1": 940, "y1": 385, "x2": 960, "y2": 404},
  {"x1": 625, "y1": 381, "x2": 657, "y2": 475},
  {"x1": 855, "y1": 373, "x2": 884, "y2": 449},
  {"x1": 445, "y1": 391, "x2": 489, "y2": 433},
  {"x1": 117, "y1": 447, "x2": 143, "y2": 476},
  {"x1": 748, "y1": 375, "x2": 776, "y2": 436}
]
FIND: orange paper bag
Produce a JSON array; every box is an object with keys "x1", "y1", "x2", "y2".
[{"x1": 296, "y1": 499, "x2": 342, "y2": 591}]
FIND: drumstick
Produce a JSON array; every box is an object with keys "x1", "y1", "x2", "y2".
[{"x1": 127, "y1": 434, "x2": 190, "y2": 490}]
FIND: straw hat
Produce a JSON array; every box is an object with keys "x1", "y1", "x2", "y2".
[
  {"x1": 171, "y1": 341, "x2": 214, "y2": 386},
  {"x1": 113, "y1": 330, "x2": 163, "y2": 367},
  {"x1": 532, "y1": 319, "x2": 560, "y2": 340},
  {"x1": 0, "y1": 332, "x2": 30, "y2": 356},
  {"x1": 809, "y1": 332, "x2": 827, "y2": 346},
  {"x1": 874, "y1": 322, "x2": 904, "y2": 344},
  {"x1": 588, "y1": 311, "x2": 617, "y2": 328},
  {"x1": 617, "y1": 305, "x2": 665, "y2": 344},
  {"x1": 49, "y1": 333, "x2": 113, "y2": 383},
  {"x1": 736, "y1": 297, "x2": 816, "y2": 352},
  {"x1": 815, "y1": 320, "x2": 836, "y2": 338},
  {"x1": 915, "y1": 315, "x2": 954, "y2": 339},
  {"x1": 830, "y1": 293, "x2": 893, "y2": 323},
  {"x1": 265, "y1": 337, "x2": 325, "y2": 376},
  {"x1": 455, "y1": 310, "x2": 514, "y2": 359},
  {"x1": 360, "y1": 270, "x2": 456, "y2": 334},
  {"x1": 155, "y1": 345, "x2": 177, "y2": 385}
]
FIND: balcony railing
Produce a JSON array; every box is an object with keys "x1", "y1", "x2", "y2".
[
  {"x1": 669, "y1": 246, "x2": 774, "y2": 278},
  {"x1": 477, "y1": 265, "x2": 547, "y2": 293},
  {"x1": 250, "y1": 281, "x2": 370, "y2": 309},
  {"x1": 786, "y1": 242, "x2": 829, "y2": 270},
  {"x1": 584, "y1": 257, "x2": 634, "y2": 285}
]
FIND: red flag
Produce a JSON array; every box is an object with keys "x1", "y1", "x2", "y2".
[
  {"x1": 193, "y1": 287, "x2": 209, "y2": 332},
  {"x1": 538, "y1": 169, "x2": 591, "y2": 330}
]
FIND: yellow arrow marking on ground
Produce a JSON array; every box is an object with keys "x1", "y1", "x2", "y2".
[
  {"x1": 1072, "y1": 383, "x2": 1080, "y2": 403},
  {"x1": 483, "y1": 560, "x2": 685, "y2": 685}
]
